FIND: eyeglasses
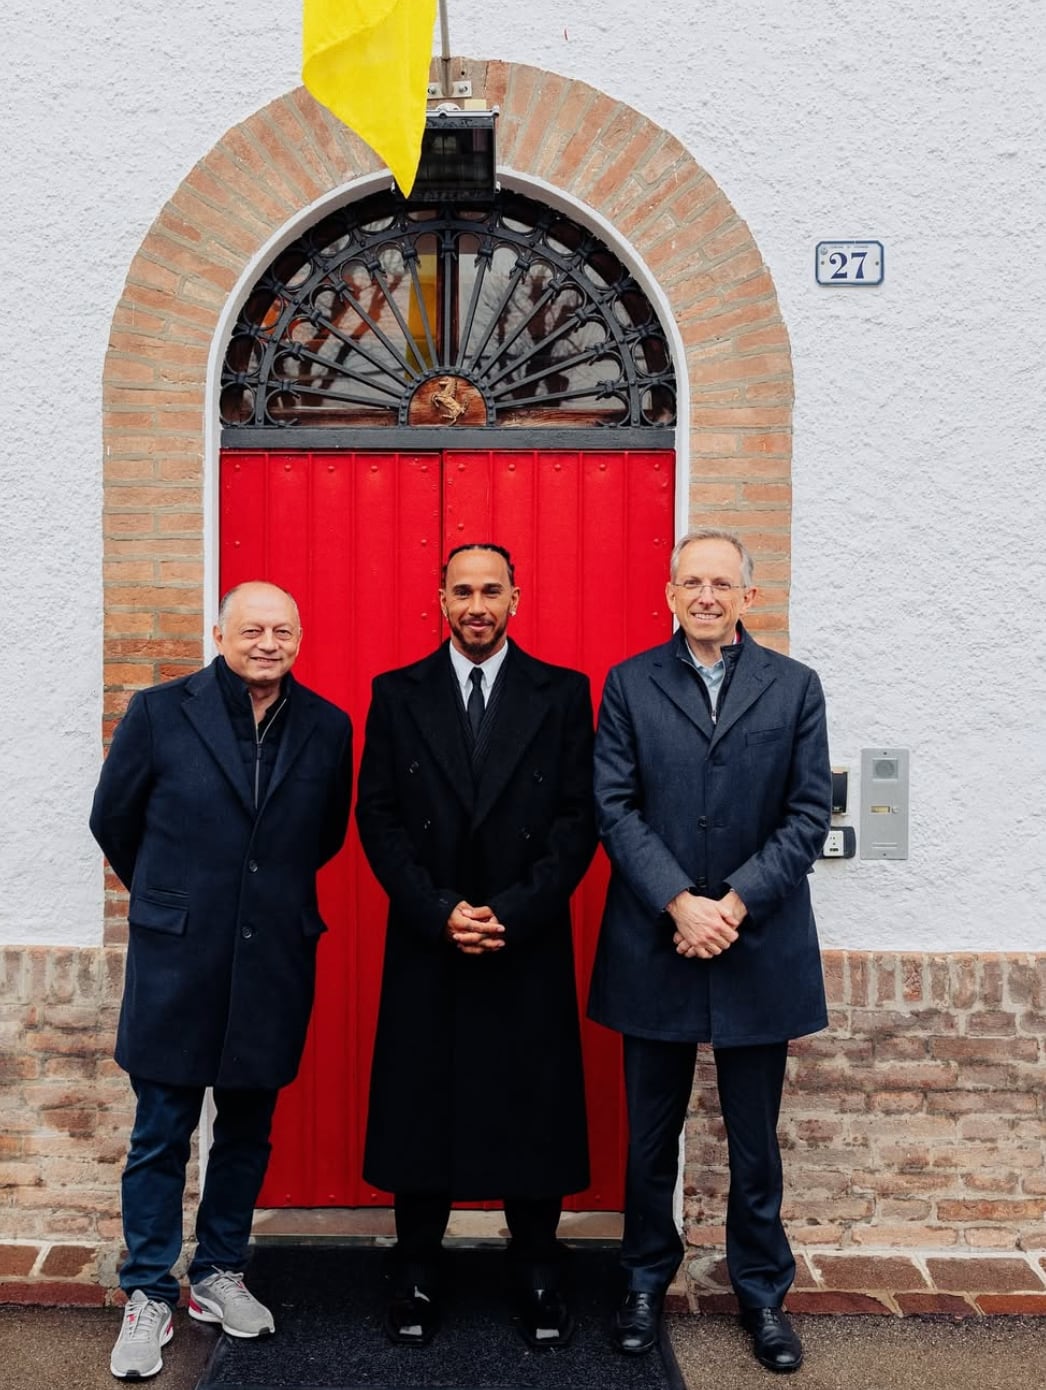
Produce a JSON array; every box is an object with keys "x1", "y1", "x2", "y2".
[{"x1": 670, "y1": 580, "x2": 747, "y2": 595}]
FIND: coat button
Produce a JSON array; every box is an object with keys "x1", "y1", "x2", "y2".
[
  {"x1": 698, "y1": 817, "x2": 709, "y2": 829},
  {"x1": 520, "y1": 827, "x2": 532, "y2": 840},
  {"x1": 422, "y1": 819, "x2": 432, "y2": 831},
  {"x1": 695, "y1": 878, "x2": 708, "y2": 890},
  {"x1": 408, "y1": 761, "x2": 420, "y2": 774},
  {"x1": 532, "y1": 770, "x2": 544, "y2": 783},
  {"x1": 241, "y1": 923, "x2": 254, "y2": 939},
  {"x1": 248, "y1": 859, "x2": 259, "y2": 872}
]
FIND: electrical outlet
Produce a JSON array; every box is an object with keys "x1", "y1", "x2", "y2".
[{"x1": 822, "y1": 826, "x2": 856, "y2": 858}]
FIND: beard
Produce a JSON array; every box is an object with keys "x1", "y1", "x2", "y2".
[{"x1": 449, "y1": 613, "x2": 509, "y2": 662}]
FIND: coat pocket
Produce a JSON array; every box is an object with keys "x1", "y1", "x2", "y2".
[
  {"x1": 128, "y1": 890, "x2": 188, "y2": 935},
  {"x1": 745, "y1": 726, "x2": 785, "y2": 745},
  {"x1": 301, "y1": 909, "x2": 328, "y2": 939}
]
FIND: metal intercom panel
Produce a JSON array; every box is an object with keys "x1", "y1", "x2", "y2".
[{"x1": 860, "y1": 748, "x2": 909, "y2": 859}]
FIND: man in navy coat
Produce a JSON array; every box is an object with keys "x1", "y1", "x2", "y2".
[
  {"x1": 589, "y1": 528, "x2": 831, "y2": 1371},
  {"x1": 91, "y1": 581, "x2": 352, "y2": 1380},
  {"x1": 356, "y1": 544, "x2": 595, "y2": 1350}
]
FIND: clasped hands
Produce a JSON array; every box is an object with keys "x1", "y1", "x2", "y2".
[
  {"x1": 446, "y1": 901, "x2": 505, "y2": 955},
  {"x1": 667, "y1": 888, "x2": 747, "y2": 959}
]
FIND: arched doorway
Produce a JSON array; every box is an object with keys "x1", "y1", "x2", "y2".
[{"x1": 218, "y1": 186, "x2": 678, "y2": 1208}]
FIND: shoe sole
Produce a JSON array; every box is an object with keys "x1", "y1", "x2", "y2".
[
  {"x1": 754, "y1": 1352, "x2": 803, "y2": 1373},
  {"x1": 616, "y1": 1338, "x2": 658, "y2": 1356},
  {"x1": 188, "y1": 1299, "x2": 274, "y2": 1338},
  {"x1": 110, "y1": 1322, "x2": 173, "y2": 1379}
]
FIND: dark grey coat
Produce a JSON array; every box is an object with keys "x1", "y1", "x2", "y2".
[
  {"x1": 356, "y1": 641, "x2": 596, "y2": 1200},
  {"x1": 90, "y1": 660, "x2": 353, "y2": 1089},
  {"x1": 588, "y1": 628, "x2": 832, "y2": 1047}
]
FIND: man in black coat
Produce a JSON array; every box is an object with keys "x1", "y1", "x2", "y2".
[
  {"x1": 356, "y1": 543, "x2": 596, "y2": 1349},
  {"x1": 91, "y1": 581, "x2": 352, "y2": 1380},
  {"x1": 589, "y1": 528, "x2": 832, "y2": 1371}
]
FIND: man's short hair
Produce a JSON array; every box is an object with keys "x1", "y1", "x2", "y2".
[
  {"x1": 442, "y1": 543, "x2": 516, "y2": 586},
  {"x1": 216, "y1": 581, "x2": 301, "y2": 633},
  {"x1": 669, "y1": 528, "x2": 754, "y2": 589}
]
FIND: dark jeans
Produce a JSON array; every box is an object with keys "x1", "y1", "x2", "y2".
[
  {"x1": 120, "y1": 1076, "x2": 278, "y2": 1306},
  {"x1": 621, "y1": 1036, "x2": 794, "y2": 1308},
  {"x1": 393, "y1": 1191, "x2": 564, "y2": 1291}
]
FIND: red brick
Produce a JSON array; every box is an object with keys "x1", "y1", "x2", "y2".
[
  {"x1": 976, "y1": 1293, "x2": 1046, "y2": 1313},
  {"x1": 787, "y1": 1291, "x2": 895, "y2": 1314},
  {"x1": 0, "y1": 1281, "x2": 106, "y2": 1307},
  {"x1": 895, "y1": 1293, "x2": 977, "y2": 1315},
  {"x1": 925, "y1": 1257, "x2": 1045, "y2": 1293},
  {"x1": 967, "y1": 1011, "x2": 1017, "y2": 1035},
  {"x1": 694, "y1": 1292, "x2": 740, "y2": 1314},
  {"x1": 811, "y1": 1255, "x2": 928, "y2": 1291},
  {"x1": 937, "y1": 1200, "x2": 1046, "y2": 1222},
  {"x1": 40, "y1": 1245, "x2": 95, "y2": 1278},
  {"x1": 0, "y1": 1245, "x2": 38, "y2": 1276}
]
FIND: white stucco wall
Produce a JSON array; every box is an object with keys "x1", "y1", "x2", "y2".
[{"x1": 1, "y1": 1, "x2": 1043, "y2": 948}]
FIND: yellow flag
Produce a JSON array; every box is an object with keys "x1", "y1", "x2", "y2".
[{"x1": 303, "y1": 0, "x2": 438, "y2": 196}]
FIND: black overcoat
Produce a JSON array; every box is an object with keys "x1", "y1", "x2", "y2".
[
  {"x1": 588, "y1": 628, "x2": 832, "y2": 1047},
  {"x1": 90, "y1": 660, "x2": 353, "y2": 1089},
  {"x1": 356, "y1": 640, "x2": 596, "y2": 1200}
]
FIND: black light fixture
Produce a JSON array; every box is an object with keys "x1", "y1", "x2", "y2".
[{"x1": 404, "y1": 108, "x2": 498, "y2": 203}]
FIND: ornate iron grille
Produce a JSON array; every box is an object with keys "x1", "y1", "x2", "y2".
[{"x1": 220, "y1": 190, "x2": 676, "y2": 430}]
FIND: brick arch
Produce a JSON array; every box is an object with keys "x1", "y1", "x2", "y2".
[{"x1": 100, "y1": 61, "x2": 792, "y2": 933}]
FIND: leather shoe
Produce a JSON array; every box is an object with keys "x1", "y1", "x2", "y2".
[
  {"x1": 384, "y1": 1285, "x2": 439, "y2": 1346},
  {"x1": 741, "y1": 1306, "x2": 803, "y2": 1372},
  {"x1": 517, "y1": 1287, "x2": 575, "y2": 1348},
  {"x1": 614, "y1": 1290, "x2": 662, "y2": 1356}
]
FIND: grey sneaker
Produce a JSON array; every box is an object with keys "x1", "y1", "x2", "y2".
[
  {"x1": 110, "y1": 1289, "x2": 173, "y2": 1379},
  {"x1": 189, "y1": 1269, "x2": 275, "y2": 1338}
]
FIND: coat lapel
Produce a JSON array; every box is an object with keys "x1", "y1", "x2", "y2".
[
  {"x1": 710, "y1": 639, "x2": 775, "y2": 746},
  {"x1": 405, "y1": 645, "x2": 475, "y2": 813},
  {"x1": 263, "y1": 686, "x2": 319, "y2": 809},
  {"x1": 471, "y1": 643, "x2": 550, "y2": 828},
  {"x1": 648, "y1": 643, "x2": 715, "y2": 741},
  {"x1": 180, "y1": 663, "x2": 255, "y2": 817}
]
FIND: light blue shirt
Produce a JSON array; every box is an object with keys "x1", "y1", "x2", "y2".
[{"x1": 682, "y1": 644, "x2": 726, "y2": 715}]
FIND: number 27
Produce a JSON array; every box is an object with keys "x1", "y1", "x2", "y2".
[{"x1": 829, "y1": 250, "x2": 867, "y2": 280}]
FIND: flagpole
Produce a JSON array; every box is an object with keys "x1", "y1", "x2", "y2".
[{"x1": 438, "y1": 0, "x2": 452, "y2": 98}]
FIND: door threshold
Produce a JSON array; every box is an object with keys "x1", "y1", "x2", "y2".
[{"x1": 252, "y1": 1208, "x2": 623, "y2": 1245}]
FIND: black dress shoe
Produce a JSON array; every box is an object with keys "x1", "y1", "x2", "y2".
[
  {"x1": 517, "y1": 1287, "x2": 575, "y2": 1348},
  {"x1": 384, "y1": 1286, "x2": 439, "y2": 1346},
  {"x1": 614, "y1": 1290, "x2": 662, "y2": 1355},
  {"x1": 741, "y1": 1307, "x2": 803, "y2": 1372}
]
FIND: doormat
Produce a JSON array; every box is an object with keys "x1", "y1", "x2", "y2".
[{"x1": 196, "y1": 1243, "x2": 684, "y2": 1390}]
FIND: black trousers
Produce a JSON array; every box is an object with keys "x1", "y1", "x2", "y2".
[
  {"x1": 621, "y1": 1036, "x2": 794, "y2": 1308},
  {"x1": 393, "y1": 1191, "x2": 564, "y2": 1290}
]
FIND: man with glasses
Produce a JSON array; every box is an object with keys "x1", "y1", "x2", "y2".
[{"x1": 589, "y1": 528, "x2": 832, "y2": 1371}]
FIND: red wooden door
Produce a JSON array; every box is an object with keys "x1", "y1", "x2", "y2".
[{"x1": 219, "y1": 448, "x2": 674, "y2": 1209}]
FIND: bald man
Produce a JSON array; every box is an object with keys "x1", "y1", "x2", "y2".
[{"x1": 91, "y1": 582, "x2": 352, "y2": 1380}]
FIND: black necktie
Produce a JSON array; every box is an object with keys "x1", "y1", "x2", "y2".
[{"x1": 467, "y1": 667, "x2": 485, "y2": 741}]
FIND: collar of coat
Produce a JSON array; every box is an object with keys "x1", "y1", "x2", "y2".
[
  {"x1": 654, "y1": 622, "x2": 774, "y2": 743},
  {"x1": 179, "y1": 658, "x2": 321, "y2": 818},
  {"x1": 398, "y1": 638, "x2": 563, "y2": 823}
]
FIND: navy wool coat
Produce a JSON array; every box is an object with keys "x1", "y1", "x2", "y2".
[
  {"x1": 90, "y1": 660, "x2": 353, "y2": 1089},
  {"x1": 588, "y1": 628, "x2": 832, "y2": 1047},
  {"x1": 356, "y1": 641, "x2": 596, "y2": 1200}
]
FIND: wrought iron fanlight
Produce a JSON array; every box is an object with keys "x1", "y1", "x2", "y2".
[{"x1": 220, "y1": 189, "x2": 676, "y2": 432}]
